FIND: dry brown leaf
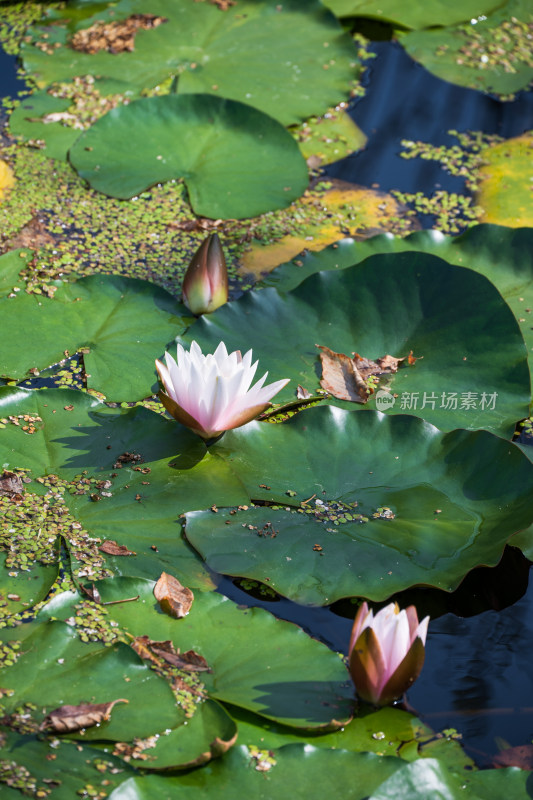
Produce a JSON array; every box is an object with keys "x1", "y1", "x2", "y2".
[
  {"x1": 296, "y1": 384, "x2": 312, "y2": 399},
  {"x1": 151, "y1": 642, "x2": 211, "y2": 672},
  {"x1": 41, "y1": 699, "x2": 128, "y2": 733},
  {"x1": 99, "y1": 539, "x2": 136, "y2": 556},
  {"x1": 317, "y1": 345, "x2": 408, "y2": 403},
  {"x1": 131, "y1": 635, "x2": 164, "y2": 666},
  {"x1": 70, "y1": 14, "x2": 167, "y2": 54},
  {"x1": 316, "y1": 345, "x2": 369, "y2": 403},
  {"x1": 0, "y1": 470, "x2": 24, "y2": 500},
  {"x1": 154, "y1": 572, "x2": 194, "y2": 619}
]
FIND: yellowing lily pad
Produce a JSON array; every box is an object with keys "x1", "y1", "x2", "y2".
[
  {"x1": 0, "y1": 159, "x2": 14, "y2": 200},
  {"x1": 239, "y1": 181, "x2": 411, "y2": 278},
  {"x1": 477, "y1": 132, "x2": 533, "y2": 227}
]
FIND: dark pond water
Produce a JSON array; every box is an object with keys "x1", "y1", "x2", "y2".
[{"x1": 1, "y1": 35, "x2": 533, "y2": 768}]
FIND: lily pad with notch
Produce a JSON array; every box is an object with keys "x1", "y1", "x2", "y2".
[{"x1": 184, "y1": 405, "x2": 533, "y2": 604}]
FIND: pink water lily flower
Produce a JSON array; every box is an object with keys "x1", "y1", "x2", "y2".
[
  {"x1": 182, "y1": 233, "x2": 228, "y2": 315},
  {"x1": 156, "y1": 341, "x2": 290, "y2": 439},
  {"x1": 349, "y1": 601, "x2": 429, "y2": 706}
]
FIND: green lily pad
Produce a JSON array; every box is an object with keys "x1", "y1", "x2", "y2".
[
  {"x1": 39, "y1": 578, "x2": 355, "y2": 730},
  {"x1": 230, "y1": 705, "x2": 474, "y2": 771},
  {"x1": 0, "y1": 553, "x2": 59, "y2": 615},
  {"x1": 0, "y1": 275, "x2": 188, "y2": 400},
  {"x1": 180, "y1": 252, "x2": 531, "y2": 434},
  {"x1": 0, "y1": 388, "x2": 248, "y2": 588},
  {"x1": 8, "y1": 90, "x2": 81, "y2": 162},
  {"x1": 0, "y1": 732, "x2": 137, "y2": 800},
  {"x1": 258, "y1": 224, "x2": 533, "y2": 375},
  {"x1": 400, "y1": 0, "x2": 533, "y2": 96},
  {"x1": 322, "y1": 0, "x2": 505, "y2": 29},
  {"x1": 0, "y1": 250, "x2": 33, "y2": 299},
  {"x1": 367, "y1": 757, "x2": 533, "y2": 799},
  {"x1": 0, "y1": 619, "x2": 184, "y2": 741},
  {"x1": 184, "y1": 406, "x2": 533, "y2": 603},
  {"x1": 21, "y1": 0, "x2": 358, "y2": 126},
  {"x1": 108, "y1": 744, "x2": 404, "y2": 800},
  {"x1": 69, "y1": 94, "x2": 309, "y2": 217}
]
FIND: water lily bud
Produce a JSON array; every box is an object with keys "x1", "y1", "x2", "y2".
[
  {"x1": 182, "y1": 233, "x2": 228, "y2": 315},
  {"x1": 349, "y1": 601, "x2": 429, "y2": 706},
  {"x1": 155, "y1": 340, "x2": 289, "y2": 439}
]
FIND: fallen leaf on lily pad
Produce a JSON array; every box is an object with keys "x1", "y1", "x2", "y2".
[
  {"x1": 150, "y1": 641, "x2": 211, "y2": 673},
  {"x1": 41, "y1": 698, "x2": 129, "y2": 733},
  {"x1": 154, "y1": 572, "x2": 194, "y2": 618},
  {"x1": 131, "y1": 635, "x2": 211, "y2": 672},
  {"x1": 317, "y1": 345, "x2": 405, "y2": 403},
  {"x1": 99, "y1": 539, "x2": 137, "y2": 556},
  {"x1": 0, "y1": 469, "x2": 24, "y2": 499}
]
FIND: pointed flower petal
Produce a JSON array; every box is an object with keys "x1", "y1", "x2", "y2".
[{"x1": 348, "y1": 601, "x2": 429, "y2": 706}]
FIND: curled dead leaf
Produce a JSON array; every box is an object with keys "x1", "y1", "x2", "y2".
[
  {"x1": 296, "y1": 384, "x2": 312, "y2": 400},
  {"x1": 99, "y1": 539, "x2": 137, "y2": 556},
  {"x1": 0, "y1": 470, "x2": 24, "y2": 501},
  {"x1": 317, "y1": 345, "x2": 407, "y2": 403},
  {"x1": 131, "y1": 636, "x2": 211, "y2": 672},
  {"x1": 154, "y1": 572, "x2": 194, "y2": 619},
  {"x1": 40, "y1": 698, "x2": 128, "y2": 733}
]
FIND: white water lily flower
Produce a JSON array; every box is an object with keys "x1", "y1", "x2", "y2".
[{"x1": 156, "y1": 341, "x2": 290, "y2": 439}]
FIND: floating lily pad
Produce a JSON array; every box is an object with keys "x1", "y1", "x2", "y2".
[
  {"x1": 39, "y1": 577, "x2": 355, "y2": 730},
  {"x1": 21, "y1": 0, "x2": 357, "y2": 126},
  {"x1": 0, "y1": 275, "x2": 188, "y2": 400},
  {"x1": 322, "y1": 0, "x2": 504, "y2": 29},
  {"x1": 0, "y1": 388, "x2": 248, "y2": 588},
  {"x1": 8, "y1": 90, "x2": 81, "y2": 161},
  {"x1": 69, "y1": 94, "x2": 309, "y2": 217},
  {"x1": 293, "y1": 110, "x2": 367, "y2": 167},
  {"x1": 400, "y1": 0, "x2": 533, "y2": 96},
  {"x1": 108, "y1": 744, "x2": 405, "y2": 800},
  {"x1": 367, "y1": 757, "x2": 533, "y2": 799},
  {"x1": 0, "y1": 732, "x2": 136, "y2": 799},
  {"x1": 0, "y1": 619, "x2": 184, "y2": 741},
  {"x1": 183, "y1": 405, "x2": 533, "y2": 603},
  {"x1": 0, "y1": 249, "x2": 33, "y2": 299},
  {"x1": 477, "y1": 133, "x2": 533, "y2": 227},
  {"x1": 230, "y1": 705, "x2": 474, "y2": 771},
  {"x1": 258, "y1": 224, "x2": 533, "y2": 373},
  {"x1": 180, "y1": 252, "x2": 531, "y2": 434}
]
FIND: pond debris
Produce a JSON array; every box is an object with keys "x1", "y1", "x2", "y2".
[
  {"x1": 40, "y1": 699, "x2": 129, "y2": 734},
  {"x1": 317, "y1": 345, "x2": 406, "y2": 403},
  {"x1": 98, "y1": 540, "x2": 136, "y2": 557},
  {"x1": 153, "y1": 572, "x2": 194, "y2": 619},
  {"x1": 113, "y1": 736, "x2": 159, "y2": 762},
  {"x1": 70, "y1": 15, "x2": 167, "y2": 55},
  {"x1": 247, "y1": 745, "x2": 277, "y2": 772},
  {"x1": 132, "y1": 636, "x2": 211, "y2": 673},
  {"x1": 0, "y1": 758, "x2": 50, "y2": 797}
]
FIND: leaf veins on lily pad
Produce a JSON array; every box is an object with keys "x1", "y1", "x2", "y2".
[
  {"x1": 317, "y1": 345, "x2": 407, "y2": 403},
  {"x1": 41, "y1": 698, "x2": 129, "y2": 733},
  {"x1": 154, "y1": 572, "x2": 194, "y2": 618}
]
